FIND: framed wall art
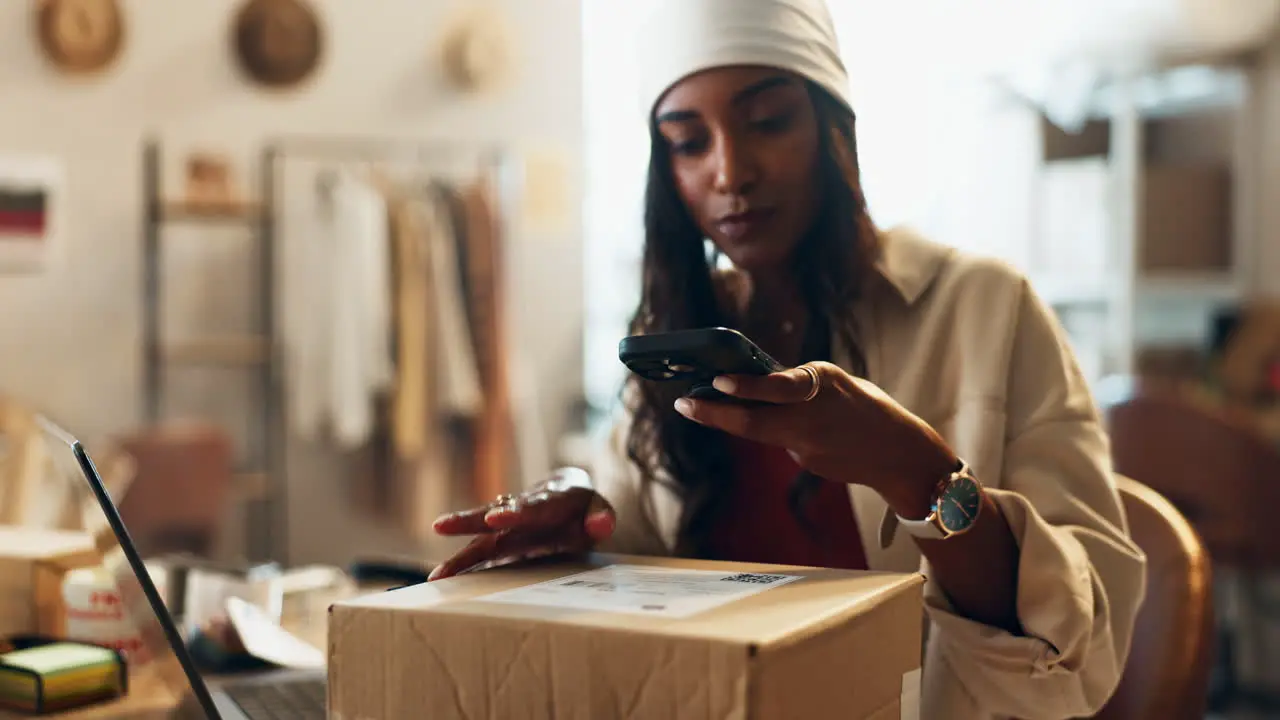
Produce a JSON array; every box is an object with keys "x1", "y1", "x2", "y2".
[{"x1": 0, "y1": 156, "x2": 65, "y2": 274}]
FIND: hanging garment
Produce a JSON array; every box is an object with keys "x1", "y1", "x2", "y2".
[
  {"x1": 458, "y1": 175, "x2": 513, "y2": 505},
  {"x1": 424, "y1": 186, "x2": 484, "y2": 421},
  {"x1": 383, "y1": 187, "x2": 483, "y2": 538},
  {"x1": 283, "y1": 169, "x2": 393, "y2": 448},
  {"x1": 441, "y1": 175, "x2": 549, "y2": 491},
  {"x1": 386, "y1": 191, "x2": 446, "y2": 535},
  {"x1": 388, "y1": 190, "x2": 430, "y2": 459},
  {"x1": 437, "y1": 180, "x2": 549, "y2": 493},
  {"x1": 388, "y1": 183, "x2": 483, "y2": 459}
]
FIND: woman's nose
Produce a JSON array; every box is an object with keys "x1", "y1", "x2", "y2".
[{"x1": 711, "y1": 133, "x2": 758, "y2": 196}]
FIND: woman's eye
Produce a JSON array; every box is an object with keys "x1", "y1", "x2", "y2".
[
  {"x1": 751, "y1": 113, "x2": 794, "y2": 133},
  {"x1": 670, "y1": 138, "x2": 708, "y2": 156}
]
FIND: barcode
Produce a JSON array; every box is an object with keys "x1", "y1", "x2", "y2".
[
  {"x1": 720, "y1": 573, "x2": 789, "y2": 585},
  {"x1": 561, "y1": 580, "x2": 618, "y2": 591}
]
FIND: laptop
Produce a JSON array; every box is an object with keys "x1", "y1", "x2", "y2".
[{"x1": 38, "y1": 417, "x2": 327, "y2": 719}]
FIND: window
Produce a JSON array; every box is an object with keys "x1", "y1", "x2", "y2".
[{"x1": 581, "y1": 2, "x2": 649, "y2": 412}]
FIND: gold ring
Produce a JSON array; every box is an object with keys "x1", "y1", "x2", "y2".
[
  {"x1": 492, "y1": 493, "x2": 517, "y2": 508},
  {"x1": 798, "y1": 364, "x2": 821, "y2": 402}
]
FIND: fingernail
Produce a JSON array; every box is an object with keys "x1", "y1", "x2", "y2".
[
  {"x1": 585, "y1": 510, "x2": 615, "y2": 541},
  {"x1": 427, "y1": 566, "x2": 443, "y2": 582},
  {"x1": 673, "y1": 398, "x2": 694, "y2": 417},
  {"x1": 712, "y1": 376, "x2": 736, "y2": 394}
]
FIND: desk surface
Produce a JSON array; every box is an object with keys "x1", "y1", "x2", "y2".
[{"x1": 0, "y1": 583, "x2": 383, "y2": 719}]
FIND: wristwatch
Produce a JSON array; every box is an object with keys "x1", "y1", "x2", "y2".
[{"x1": 895, "y1": 461, "x2": 984, "y2": 540}]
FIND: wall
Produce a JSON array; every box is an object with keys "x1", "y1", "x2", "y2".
[
  {"x1": 1259, "y1": 36, "x2": 1280, "y2": 298},
  {"x1": 0, "y1": 0, "x2": 583, "y2": 565}
]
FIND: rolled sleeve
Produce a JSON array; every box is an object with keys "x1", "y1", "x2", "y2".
[{"x1": 922, "y1": 280, "x2": 1147, "y2": 719}]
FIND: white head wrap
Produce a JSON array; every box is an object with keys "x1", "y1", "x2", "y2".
[{"x1": 635, "y1": 0, "x2": 851, "y2": 120}]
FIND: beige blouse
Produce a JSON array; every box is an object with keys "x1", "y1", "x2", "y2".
[{"x1": 590, "y1": 227, "x2": 1147, "y2": 720}]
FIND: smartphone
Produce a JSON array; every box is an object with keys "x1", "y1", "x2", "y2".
[{"x1": 617, "y1": 327, "x2": 785, "y2": 403}]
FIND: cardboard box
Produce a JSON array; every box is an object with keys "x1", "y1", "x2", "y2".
[
  {"x1": 329, "y1": 554, "x2": 924, "y2": 720},
  {"x1": 0, "y1": 527, "x2": 100, "y2": 638},
  {"x1": 1140, "y1": 164, "x2": 1232, "y2": 272}
]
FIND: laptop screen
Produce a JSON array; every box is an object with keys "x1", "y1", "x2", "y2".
[{"x1": 37, "y1": 416, "x2": 221, "y2": 718}]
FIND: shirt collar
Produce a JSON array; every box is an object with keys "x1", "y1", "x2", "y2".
[{"x1": 872, "y1": 225, "x2": 953, "y2": 305}]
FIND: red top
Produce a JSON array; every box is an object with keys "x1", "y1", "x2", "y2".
[{"x1": 705, "y1": 436, "x2": 868, "y2": 570}]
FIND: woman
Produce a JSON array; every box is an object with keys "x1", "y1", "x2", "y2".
[{"x1": 430, "y1": 0, "x2": 1146, "y2": 717}]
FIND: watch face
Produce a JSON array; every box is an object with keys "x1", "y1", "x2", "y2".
[{"x1": 937, "y1": 473, "x2": 982, "y2": 534}]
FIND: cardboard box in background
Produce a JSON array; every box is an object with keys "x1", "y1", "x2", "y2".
[
  {"x1": 1140, "y1": 164, "x2": 1233, "y2": 273},
  {"x1": 329, "y1": 554, "x2": 923, "y2": 720},
  {"x1": 1038, "y1": 109, "x2": 1235, "y2": 276},
  {"x1": 0, "y1": 527, "x2": 100, "y2": 638}
]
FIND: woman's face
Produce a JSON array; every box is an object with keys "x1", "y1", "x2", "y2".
[{"x1": 654, "y1": 65, "x2": 823, "y2": 272}]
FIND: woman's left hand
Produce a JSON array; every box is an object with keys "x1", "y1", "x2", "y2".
[{"x1": 673, "y1": 362, "x2": 958, "y2": 515}]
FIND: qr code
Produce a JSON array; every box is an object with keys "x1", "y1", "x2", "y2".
[{"x1": 720, "y1": 573, "x2": 788, "y2": 585}]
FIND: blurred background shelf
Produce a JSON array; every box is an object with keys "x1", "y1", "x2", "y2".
[{"x1": 1027, "y1": 61, "x2": 1262, "y2": 386}]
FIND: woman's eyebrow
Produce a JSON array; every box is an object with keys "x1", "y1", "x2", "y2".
[{"x1": 655, "y1": 108, "x2": 699, "y2": 125}]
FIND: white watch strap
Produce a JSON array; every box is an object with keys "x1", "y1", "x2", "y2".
[
  {"x1": 893, "y1": 460, "x2": 972, "y2": 540},
  {"x1": 895, "y1": 510, "x2": 946, "y2": 540}
]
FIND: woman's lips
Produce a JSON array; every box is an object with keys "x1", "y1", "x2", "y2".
[{"x1": 715, "y1": 208, "x2": 776, "y2": 241}]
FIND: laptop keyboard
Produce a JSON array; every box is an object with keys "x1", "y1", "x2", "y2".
[{"x1": 224, "y1": 677, "x2": 326, "y2": 719}]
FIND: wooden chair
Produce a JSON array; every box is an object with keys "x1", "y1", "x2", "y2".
[
  {"x1": 1102, "y1": 378, "x2": 1280, "y2": 712},
  {"x1": 1093, "y1": 475, "x2": 1214, "y2": 720}
]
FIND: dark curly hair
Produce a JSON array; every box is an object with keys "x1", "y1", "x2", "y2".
[{"x1": 623, "y1": 80, "x2": 881, "y2": 557}]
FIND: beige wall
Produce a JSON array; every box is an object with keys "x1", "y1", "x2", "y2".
[
  {"x1": 0, "y1": 0, "x2": 583, "y2": 565},
  {"x1": 1259, "y1": 38, "x2": 1280, "y2": 298}
]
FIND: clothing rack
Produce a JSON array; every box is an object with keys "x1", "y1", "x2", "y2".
[
  {"x1": 258, "y1": 135, "x2": 507, "y2": 563},
  {"x1": 141, "y1": 135, "x2": 504, "y2": 565}
]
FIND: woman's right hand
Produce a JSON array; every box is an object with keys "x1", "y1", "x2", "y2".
[{"x1": 427, "y1": 468, "x2": 617, "y2": 582}]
